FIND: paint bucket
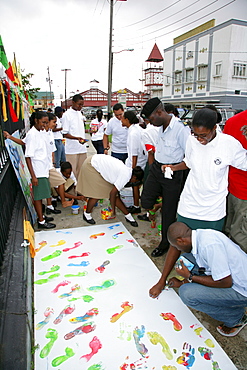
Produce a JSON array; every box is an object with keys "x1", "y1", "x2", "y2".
[
  {"x1": 157, "y1": 224, "x2": 162, "y2": 235},
  {"x1": 71, "y1": 205, "x2": 80, "y2": 215}
]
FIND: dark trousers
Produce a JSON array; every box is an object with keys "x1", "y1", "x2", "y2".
[
  {"x1": 92, "y1": 140, "x2": 104, "y2": 154},
  {"x1": 111, "y1": 152, "x2": 128, "y2": 163},
  {"x1": 141, "y1": 161, "x2": 183, "y2": 248}
]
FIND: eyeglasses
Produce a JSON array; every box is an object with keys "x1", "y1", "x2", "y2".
[{"x1": 191, "y1": 129, "x2": 214, "y2": 140}]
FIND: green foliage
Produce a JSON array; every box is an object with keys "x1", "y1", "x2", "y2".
[{"x1": 21, "y1": 71, "x2": 40, "y2": 99}]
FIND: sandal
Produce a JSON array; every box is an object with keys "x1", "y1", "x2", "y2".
[{"x1": 216, "y1": 314, "x2": 247, "y2": 337}]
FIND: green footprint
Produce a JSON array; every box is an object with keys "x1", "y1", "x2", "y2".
[
  {"x1": 106, "y1": 245, "x2": 123, "y2": 254},
  {"x1": 51, "y1": 347, "x2": 75, "y2": 367},
  {"x1": 41, "y1": 250, "x2": 62, "y2": 261},
  {"x1": 34, "y1": 273, "x2": 60, "y2": 285},
  {"x1": 64, "y1": 271, "x2": 88, "y2": 278},
  {"x1": 87, "y1": 364, "x2": 104, "y2": 370},
  {"x1": 88, "y1": 279, "x2": 115, "y2": 292},
  {"x1": 38, "y1": 265, "x2": 60, "y2": 275},
  {"x1": 68, "y1": 295, "x2": 94, "y2": 303},
  {"x1": 40, "y1": 328, "x2": 58, "y2": 358}
]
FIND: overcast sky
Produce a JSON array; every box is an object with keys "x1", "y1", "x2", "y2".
[{"x1": 0, "y1": 0, "x2": 246, "y2": 104}]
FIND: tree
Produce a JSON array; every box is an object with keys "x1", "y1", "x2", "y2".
[{"x1": 21, "y1": 72, "x2": 40, "y2": 100}]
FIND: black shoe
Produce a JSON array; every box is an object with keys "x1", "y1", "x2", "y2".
[
  {"x1": 46, "y1": 207, "x2": 61, "y2": 215},
  {"x1": 137, "y1": 213, "x2": 150, "y2": 222},
  {"x1": 38, "y1": 222, "x2": 56, "y2": 229},
  {"x1": 45, "y1": 216, "x2": 54, "y2": 222},
  {"x1": 151, "y1": 245, "x2": 169, "y2": 257},
  {"x1": 125, "y1": 218, "x2": 138, "y2": 227},
  {"x1": 127, "y1": 206, "x2": 141, "y2": 214},
  {"x1": 83, "y1": 213, "x2": 96, "y2": 225},
  {"x1": 51, "y1": 199, "x2": 57, "y2": 208}
]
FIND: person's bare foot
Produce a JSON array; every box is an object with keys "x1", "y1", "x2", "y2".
[{"x1": 62, "y1": 200, "x2": 74, "y2": 208}]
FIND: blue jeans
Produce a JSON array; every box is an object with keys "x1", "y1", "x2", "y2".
[
  {"x1": 54, "y1": 139, "x2": 66, "y2": 168},
  {"x1": 111, "y1": 152, "x2": 128, "y2": 163},
  {"x1": 179, "y1": 282, "x2": 247, "y2": 327}
]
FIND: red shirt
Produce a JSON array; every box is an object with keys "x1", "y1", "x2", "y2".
[{"x1": 223, "y1": 110, "x2": 247, "y2": 200}]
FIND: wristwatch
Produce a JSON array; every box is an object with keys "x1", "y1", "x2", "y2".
[{"x1": 187, "y1": 273, "x2": 193, "y2": 283}]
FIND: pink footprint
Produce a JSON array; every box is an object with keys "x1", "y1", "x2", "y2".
[
  {"x1": 80, "y1": 336, "x2": 102, "y2": 362},
  {"x1": 68, "y1": 252, "x2": 90, "y2": 259},
  {"x1": 51, "y1": 280, "x2": 71, "y2": 293},
  {"x1": 63, "y1": 241, "x2": 82, "y2": 252}
]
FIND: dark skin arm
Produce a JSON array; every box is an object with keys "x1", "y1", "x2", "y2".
[
  {"x1": 149, "y1": 246, "x2": 181, "y2": 298},
  {"x1": 169, "y1": 261, "x2": 233, "y2": 288},
  {"x1": 26, "y1": 157, "x2": 38, "y2": 186},
  {"x1": 63, "y1": 133, "x2": 84, "y2": 141},
  {"x1": 161, "y1": 161, "x2": 188, "y2": 173},
  {"x1": 102, "y1": 133, "x2": 110, "y2": 154}
]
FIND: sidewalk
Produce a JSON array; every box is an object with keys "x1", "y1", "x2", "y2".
[{"x1": 43, "y1": 134, "x2": 247, "y2": 370}]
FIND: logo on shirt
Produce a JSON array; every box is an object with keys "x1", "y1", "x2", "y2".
[{"x1": 214, "y1": 157, "x2": 222, "y2": 165}]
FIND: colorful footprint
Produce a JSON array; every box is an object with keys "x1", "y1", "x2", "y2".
[
  {"x1": 69, "y1": 308, "x2": 99, "y2": 323},
  {"x1": 110, "y1": 302, "x2": 133, "y2": 323},
  {"x1": 34, "y1": 273, "x2": 60, "y2": 285},
  {"x1": 80, "y1": 336, "x2": 102, "y2": 362},
  {"x1": 36, "y1": 307, "x2": 54, "y2": 330},
  {"x1": 148, "y1": 331, "x2": 173, "y2": 360},
  {"x1": 51, "y1": 347, "x2": 75, "y2": 367},
  {"x1": 39, "y1": 328, "x2": 58, "y2": 358},
  {"x1": 89, "y1": 233, "x2": 105, "y2": 240},
  {"x1": 133, "y1": 325, "x2": 148, "y2": 358},
  {"x1": 64, "y1": 322, "x2": 96, "y2": 340},
  {"x1": 50, "y1": 240, "x2": 66, "y2": 248},
  {"x1": 106, "y1": 245, "x2": 124, "y2": 254},
  {"x1": 160, "y1": 312, "x2": 182, "y2": 331},
  {"x1": 87, "y1": 279, "x2": 115, "y2": 292},
  {"x1": 54, "y1": 305, "x2": 75, "y2": 324},
  {"x1": 95, "y1": 260, "x2": 110, "y2": 273},
  {"x1": 38, "y1": 265, "x2": 60, "y2": 275},
  {"x1": 63, "y1": 241, "x2": 82, "y2": 252},
  {"x1": 58, "y1": 284, "x2": 80, "y2": 298},
  {"x1": 41, "y1": 250, "x2": 62, "y2": 261},
  {"x1": 51, "y1": 280, "x2": 71, "y2": 293}
]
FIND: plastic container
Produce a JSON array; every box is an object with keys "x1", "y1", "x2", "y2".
[
  {"x1": 157, "y1": 224, "x2": 162, "y2": 235},
  {"x1": 71, "y1": 205, "x2": 80, "y2": 215}
]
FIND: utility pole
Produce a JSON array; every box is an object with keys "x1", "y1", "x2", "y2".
[
  {"x1": 107, "y1": 0, "x2": 114, "y2": 121},
  {"x1": 47, "y1": 67, "x2": 53, "y2": 109},
  {"x1": 61, "y1": 68, "x2": 71, "y2": 110}
]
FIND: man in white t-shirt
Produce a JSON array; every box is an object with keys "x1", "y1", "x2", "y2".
[
  {"x1": 149, "y1": 222, "x2": 247, "y2": 337},
  {"x1": 53, "y1": 106, "x2": 66, "y2": 168},
  {"x1": 62, "y1": 94, "x2": 87, "y2": 179},
  {"x1": 103, "y1": 103, "x2": 128, "y2": 162}
]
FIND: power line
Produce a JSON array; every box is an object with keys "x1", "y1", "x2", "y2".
[
  {"x1": 120, "y1": 0, "x2": 181, "y2": 28},
  {"x1": 137, "y1": 0, "x2": 201, "y2": 32},
  {"x1": 116, "y1": 0, "x2": 236, "y2": 48},
  {"x1": 118, "y1": 0, "x2": 220, "y2": 41}
]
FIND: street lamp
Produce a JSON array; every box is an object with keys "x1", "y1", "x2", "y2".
[
  {"x1": 107, "y1": 48, "x2": 134, "y2": 120},
  {"x1": 61, "y1": 68, "x2": 71, "y2": 110}
]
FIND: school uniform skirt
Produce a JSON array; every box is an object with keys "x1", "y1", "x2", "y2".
[{"x1": 76, "y1": 156, "x2": 114, "y2": 199}]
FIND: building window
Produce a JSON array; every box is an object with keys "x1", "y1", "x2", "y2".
[
  {"x1": 233, "y1": 62, "x2": 247, "y2": 77},
  {"x1": 198, "y1": 65, "x2": 208, "y2": 81},
  {"x1": 174, "y1": 71, "x2": 182, "y2": 84},
  {"x1": 185, "y1": 69, "x2": 193, "y2": 82},
  {"x1": 164, "y1": 75, "x2": 170, "y2": 85},
  {"x1": 215, "y1": 63, "x2": 222, "y2": 76}
]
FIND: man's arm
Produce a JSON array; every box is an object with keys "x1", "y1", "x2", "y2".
[
  {"x1": 169, "y1": 261, "x2": 233, "y2": 288},
  {"x1": 63, "y1": 133, "x2": 83, "y2": 141},
  {"x1": 103, "y1": 133, "x2": 110, "y2": 155},
  {"x1": 149, "y1": 246, "x2": 181, "y2": 298},
  {"x1": 161, "y1": 161, "x2": 188, "y2": 172}
]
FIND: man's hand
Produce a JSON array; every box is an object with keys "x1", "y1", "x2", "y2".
[
  {"x1": 168, "y1": 277, "x2": 186, "y2": 288},
  {"x1": 149, "y1": 282, "x2": 164, "y2": 298},
  {"x1": 175, "y1": 260, "x2": 190, "y2": 279}
]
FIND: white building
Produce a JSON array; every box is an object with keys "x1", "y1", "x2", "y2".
[{"x1": 162, "y1": 19, "x2": 247, "y2": 110}]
